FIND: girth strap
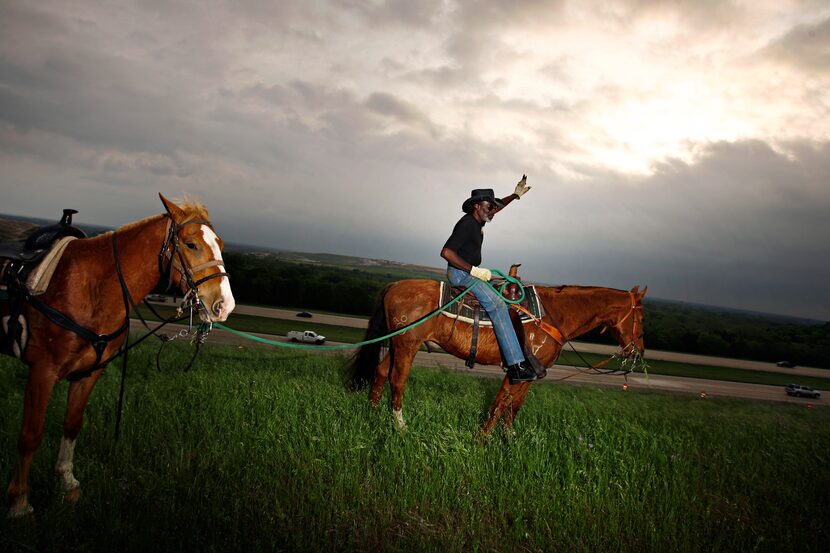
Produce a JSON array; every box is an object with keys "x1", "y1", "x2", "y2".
[
  {"x1": 466, "y1": 306, "x2": 480, "y2": 368},
  {"x1": 25, "y1": 292, "x2": 129, "y2": 366}
]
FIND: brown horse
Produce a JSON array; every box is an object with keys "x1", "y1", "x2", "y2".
[
  {"x1": 347, "y1": 279, "x2": 646, "y2": 433},
  {"x1": 1, "y1": 195, "x2": 235, "y2": 517}
]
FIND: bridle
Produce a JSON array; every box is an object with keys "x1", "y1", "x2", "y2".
[
  {"x1": 560, "y1": 291, "x2": 645, "y2": 378},
  {"x1": 607, "y1": 291, "x2": 644, "y2": 357},
  {"x1": 157, "y1": 215, "x2": 229, "y2": 324}
]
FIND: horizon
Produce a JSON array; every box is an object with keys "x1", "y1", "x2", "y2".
[{"x1": 1, "y1": 210, "x2": 825, "y2": 325}]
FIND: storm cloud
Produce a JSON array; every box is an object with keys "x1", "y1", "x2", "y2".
[{"x1": 1, "y1": 0, "x2": 829, "y2": 319}]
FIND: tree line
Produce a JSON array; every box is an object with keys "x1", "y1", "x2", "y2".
[
  {"x1": 222, "y1": 252, "x2": 830, "y2": 369},
  {"x1": 223, "y1": 252, "x2": 388, "y2": 315}
]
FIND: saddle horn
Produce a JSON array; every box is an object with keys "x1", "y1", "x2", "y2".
[{"x1": 24, "y1": 208, "x2": 86, "y2": 250}]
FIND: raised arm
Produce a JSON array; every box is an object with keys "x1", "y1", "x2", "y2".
[{"x1": 493, "y1": 174, "x2": 531, "y2": 215}]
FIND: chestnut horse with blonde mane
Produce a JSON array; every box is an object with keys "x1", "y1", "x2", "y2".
[
  {"x1": 1, "y1": 195, "x2": 235, "y2": 517},
  {"x1": 347, "y1": 279, "x2": 646, "y2": 433}
]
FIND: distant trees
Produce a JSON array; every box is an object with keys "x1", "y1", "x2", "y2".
[
  {"x1": 223, "y1": 252, "x2": 386, "y2": 316},
  {"x1": 220, "y1": 252, "x2": 830, "y2": 369},
  {"x1": 641, "y1": 301, "x2": 830, "y2": 369}
]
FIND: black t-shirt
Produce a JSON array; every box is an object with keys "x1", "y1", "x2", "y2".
[{"x1": 443, "y1": 213, "x2": 484, "y2": 267}]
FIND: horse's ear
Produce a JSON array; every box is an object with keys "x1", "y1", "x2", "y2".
[
  {"x1": 639, "y1": 286, "x2": 648, "y2": 300},
  {"x1": 159, "y1": 193, "x2": 186, "y2": 224},
  {"x1": 630, "y1": 285, "x2": 640, "y2": 295}
]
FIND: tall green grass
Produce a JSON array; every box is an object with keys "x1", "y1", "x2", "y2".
[{"x1": 1, "y1": 341, "x2": 828, "y2": 552}]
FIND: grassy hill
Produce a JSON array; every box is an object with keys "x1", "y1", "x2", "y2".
[{"x1": 1, "y1": 341, "x2": 827, "y2": 551}]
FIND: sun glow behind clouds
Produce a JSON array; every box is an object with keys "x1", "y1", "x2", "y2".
[
  {"x1": 449, "y1": 1, "x2": 830, "y2": 177},
  {"x1": 591, "y1": 85, "x2": 756, "y2": 174}
]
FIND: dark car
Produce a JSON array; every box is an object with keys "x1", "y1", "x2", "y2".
[
  {"x1": 784, "y1": 384, "x2": 821, "y2": 399},
  {"x1": 296, "y1": 311, "x2": 313, "y2": 318},
  {"x1": 776, "y1": 361, "x2": 796, "y2": 368}
]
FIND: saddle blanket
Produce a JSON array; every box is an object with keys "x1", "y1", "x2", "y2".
[
  {"x1": 438, "y1": 281, "x2": 545, "y2": 327},
  {"x1": 0, "y1": 236, "x2": 77, "y2": 296}
]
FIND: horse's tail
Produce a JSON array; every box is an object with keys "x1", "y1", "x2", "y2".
[{"x1": 345, "y1": 283, "x2": 393, "y2": 391}]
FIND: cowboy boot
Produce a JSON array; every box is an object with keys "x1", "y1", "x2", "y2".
[
  {"x1": 506, "y1": 361, "x2": 537, "y2": 384},
  {"x1": 525, "y1": 351, "x2": 547, "y2": 379}
]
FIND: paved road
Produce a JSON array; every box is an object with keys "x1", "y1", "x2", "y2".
[
  {"x1": 131, "y1": 320, "x2": 827, "y2": 407},
  {"x1": 211, "y1": 302, "x2": 829, "y2": 378}
]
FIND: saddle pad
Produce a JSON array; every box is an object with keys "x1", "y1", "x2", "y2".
[
  {"x1": 438, "y1": 281, "x2": 545, "y2": 327},
  {"x1": 26, "y1": 236, "x2": 77, "y2": 296}
]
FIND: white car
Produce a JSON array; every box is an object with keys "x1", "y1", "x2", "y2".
[
  {"x1": 784, "y1": 384, "x2": 821, "y2": 399},
  {"x1": 287, "y1": 330, "x2": 326, "y2": 344}
]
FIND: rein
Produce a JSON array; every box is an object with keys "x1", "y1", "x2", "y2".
[
  {"x1": 512, "y1": 290, "x2": 644, "y2": 379},
  {"x1": 106, "y1": 215, "x2": 229, "y2": 439},
  {"x1": 573, "y1": 291, "x2": 645, "y2": 376}
]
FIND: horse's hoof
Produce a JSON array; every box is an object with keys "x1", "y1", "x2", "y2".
[
  {"x1": 64, "y1": 485, "x2": 82, "y2": 504},
  {"x1": 7, "y1": 502, "x2": 34, "y2": 519}
]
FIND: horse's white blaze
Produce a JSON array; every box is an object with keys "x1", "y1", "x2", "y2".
[
  {"x1": 200, "y1": 225, "x2": 235, "y2": 321},
  {"x1": 54, "y1": 436, "x2": 79, "y2": 491}
]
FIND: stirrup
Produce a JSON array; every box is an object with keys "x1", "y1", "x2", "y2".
[{"x1": 507, "y1": 361, "x2": 537, "y2": 385}]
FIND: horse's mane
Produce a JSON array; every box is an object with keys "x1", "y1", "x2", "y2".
[
  {"x1": 537, "y1": 284, "x2": 628, "y2": 295},
  {"x1": 108, "y1": 198, "x2": 211, "y2": 235},
  {"x1": 111, "y1": 214, "x2": 166, "y2": 235},
  {"x1": 176, "y1": 198, "x2": 211, "y2": 222}
]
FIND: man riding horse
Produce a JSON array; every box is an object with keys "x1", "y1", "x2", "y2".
[{"x1": 441, "y1": 175, "x2": 536, "y2": 385}]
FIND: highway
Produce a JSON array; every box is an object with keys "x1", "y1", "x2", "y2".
[
  {"x1": 217, "y1": 302, "x2": 829, "y2": 378},
  {"x1": 132, "y1": 308, "x2": 829, "y2": 407}
]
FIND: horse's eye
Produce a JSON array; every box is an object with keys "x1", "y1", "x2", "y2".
[{"x1": 185, "y1": 242, "x2": 197, "y2": 250}]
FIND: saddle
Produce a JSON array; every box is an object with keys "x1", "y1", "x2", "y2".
[
  {"x1": 1, "y1": 209, "x2": 87, "y2": 294},
  {"x1": 1, "y1": 209, "x2": 87, "y2": 357},
  {"x1": 441, "y1": 264, "x2": 547, "y2": 376},
  {"x1": 439, "y1": 283, "x2": 544, "y2": 326}
]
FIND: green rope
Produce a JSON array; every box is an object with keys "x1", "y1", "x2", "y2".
[{"x1": 213, "y1": 268, "x2": 524, "y2": 350}]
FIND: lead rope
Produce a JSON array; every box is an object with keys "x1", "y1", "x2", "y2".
[{"x1": 213, "y1": 269, "x2": 526, "y2": 350}]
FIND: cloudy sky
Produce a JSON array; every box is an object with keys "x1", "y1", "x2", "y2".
[{"x1": 1, "y1": 0, "x2": 829, "y2": 320}]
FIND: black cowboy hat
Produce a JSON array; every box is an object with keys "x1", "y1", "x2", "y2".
[{"x1": 462, "y1": 189, "x2": 504, "y2": 213}]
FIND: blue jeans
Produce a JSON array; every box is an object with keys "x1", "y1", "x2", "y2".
[{"x1": 447, "y1": 266, "x2": 525, "y2": 366}]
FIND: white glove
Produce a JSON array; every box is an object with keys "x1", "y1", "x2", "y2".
[
  {"x1": 514, "y1": 174, "x2": 531, "y2": 198},
  {"x1": 470, "y1": 266, "x2": 492, "y2": 281}
]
